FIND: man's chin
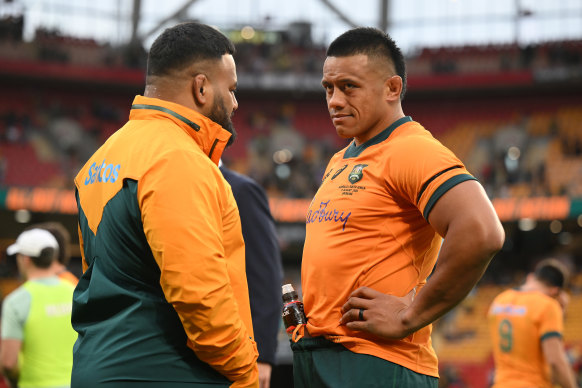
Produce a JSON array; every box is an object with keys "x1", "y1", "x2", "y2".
[{"x1": 335, "y1": 127, "x2": 353, "y2": 140}]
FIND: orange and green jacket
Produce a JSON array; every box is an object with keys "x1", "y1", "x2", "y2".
[
  {"x1": 73, "y1": 95, "x2": 258, "y2": 387},
  {"x1": 488, "y1": 289, "x2": 563, "y2": 388}
]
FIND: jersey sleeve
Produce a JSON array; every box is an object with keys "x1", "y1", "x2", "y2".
[
  {"x1": 386, "y1": 133, "x2": 476, "y2": 220},
  {"x1": 1, "y1": 287, "x2": 31, "y2": 340},
  {"x1": 538, "y1": 298, "x2": 563, "y2": 341},
  {"x1": 137, "y1": 149, "x2": 257, "y2": 384}
]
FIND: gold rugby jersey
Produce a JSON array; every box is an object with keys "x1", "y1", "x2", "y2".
[{"x1": 302, "y1": 116, "x2": 476, "y2": 377}]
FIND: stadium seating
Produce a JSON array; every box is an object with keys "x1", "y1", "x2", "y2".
[
  {"x1": 0, "y1": 143, "x2": 62, "y2": 187},
  {"x1": 1, "y1": 81, "x2": 581, "y2": 200},
  {"x1": 1, "y1": 26, "x2": 581, "y2": 388}
]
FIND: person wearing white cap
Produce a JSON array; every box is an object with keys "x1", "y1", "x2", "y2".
[{"x1": 1, "y1": 228, "x2": 77, "y2": 388}]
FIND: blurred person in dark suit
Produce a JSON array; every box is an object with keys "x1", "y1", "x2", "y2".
[{"x1": 220, "y1": 164, "x2": 284, "y2": 388}]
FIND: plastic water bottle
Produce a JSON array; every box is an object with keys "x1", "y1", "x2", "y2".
[{"x1": 281, "y1": 283, "x2": 307, "y2": 336}]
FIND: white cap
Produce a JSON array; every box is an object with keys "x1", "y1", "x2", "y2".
[
  {"x1": 282, "y1": 284, "x2": 295, "y2": 294},
  {"x1": 7, "y1": 228, "x2": 59, "y2": 257}
]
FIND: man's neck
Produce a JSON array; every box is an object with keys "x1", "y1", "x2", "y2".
[
  {"x1": 50, "y1": 261, "x2": 67, "y2": 276},
  {"x1": 25, "y1": 268, "x2": 57, "y2": 281},
  {"x1": 520, "y1": 279, "x2": 550, "y2": 296}
]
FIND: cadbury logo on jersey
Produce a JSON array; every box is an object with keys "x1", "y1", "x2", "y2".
[
  {"x1": 84, "y1": 160, "x2": 121, "y2": 185},
  {"x1": 306, "y1": 200, "x2": 351, "y2": 231}
]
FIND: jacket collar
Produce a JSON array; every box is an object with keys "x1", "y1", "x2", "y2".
[{"x1": 129, "y1": 95, "x2": 231, "y2": 165}]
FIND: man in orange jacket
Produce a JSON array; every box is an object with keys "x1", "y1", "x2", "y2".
[{"x1": 73, "y1": 22, "x2": 258, "y2": 387}]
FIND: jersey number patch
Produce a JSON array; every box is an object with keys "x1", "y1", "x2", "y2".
[{"x1": 499, "y1": 319, "x2": 513, "y2": 353}]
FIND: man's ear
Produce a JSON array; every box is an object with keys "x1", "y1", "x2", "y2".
[
  {"x1": 385, "y1": 75, "x2": 402, "y2": 102},
  {"x1": 548, "y1": 286, "x2": 561, "y2": 299},
  {"x1": 17, "y1": 254, "x2": 30, "y2": 267},
  {"x1": 192, "y1": 74, "x2": 208, "y2": 105}
]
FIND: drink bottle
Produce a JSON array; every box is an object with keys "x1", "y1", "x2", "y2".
[{"x1": 281, "y1": 283, "x2": 306, "y2": 335}]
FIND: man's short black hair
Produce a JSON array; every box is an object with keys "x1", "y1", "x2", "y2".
[
  {"x1": 147, "y1": 22, "x2": 235, "y2": 78},
  {"x1": 326, "y1": 27, "x2": 407, "y2": 99},
  {"x1": 534, "y1": 259, "x2": 568, "y2": 289},
  {"x1": 31, "y1": 247, "x2": 58, "y2": 269},
  {"x1": 25, "y1": 222, "x2": 71, "y2": 266}
]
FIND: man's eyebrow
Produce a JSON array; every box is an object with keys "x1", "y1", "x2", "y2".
[{"x1": 322, "y1": 77, "x2": 359, "y2": 86}]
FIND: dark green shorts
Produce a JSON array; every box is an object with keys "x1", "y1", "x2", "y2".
[
  {"x1": 72, "y1": 381, "x2": 228, "y2": 387},
  {"x1": 291, "y1": 337, "x2": 438, "y2": 388}
]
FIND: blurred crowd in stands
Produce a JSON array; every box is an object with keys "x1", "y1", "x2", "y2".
[
  {"x1": 438, "y1": 106, "x2": 582, "y2": 199},
  {"x1": 1, "y1": 15, "x2": 582, "y2": 388},
  {"x1": 0, "y1": 89, "x2": 127, "y2": 189},
  {"x1": 2, "y1": 90, "x2": 582, "y2": 200},
  {"x1": 1, "y1": 15, "x2": 582, "y2": 75},
  {"x1": 0, "y1": 15, "x2": 582, "y2": 200}
]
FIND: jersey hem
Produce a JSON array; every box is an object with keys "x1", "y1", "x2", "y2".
[
  {"x1": 423, "y1": 174, "x2": 476, "y2": 219},
  {"x1": 540, "y1": 331, "x2": 562, "y2": 341},
  {"x1": 327, "y1": 336, "x2": 439, "y2": 378}
]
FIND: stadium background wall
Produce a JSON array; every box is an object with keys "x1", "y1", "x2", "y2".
[{"x1": 1, "y1": 24, "x2": 581, "y2": 388}]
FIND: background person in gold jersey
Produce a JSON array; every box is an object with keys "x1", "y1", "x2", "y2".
[
  {"x1": 488, "y1": 259, "x2": 579, "y2": 388},
  {"x1": 293, "y1": 27, "x2": 505, "y2": 387}
]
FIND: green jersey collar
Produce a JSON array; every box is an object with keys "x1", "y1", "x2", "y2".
[
  {"x1": 131, "y1": 104, "x2": 201, "y2": 131},
  {"x1": 343, "y1": 116, "x2": 412, "y2": 159}
]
